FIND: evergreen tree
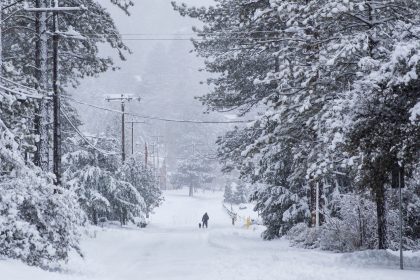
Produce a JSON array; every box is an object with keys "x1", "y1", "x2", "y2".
[
  {"x1": 170, "y1": 154, "x2": 216, "y2": 197},
  {"x1": 233, "y1": 184, "x2": 248, "y2": 204},
  {"x1": 0, "y1": 90, "x2": 85, "y2": 267},
  {"x1": 119, "y1": 154, "x2": 163, "y2": 219},
  {"x1": 174, "y1": 0, "x2": 420, "y2": 248},
  {"x1": 223, "y1": 184, "x2": 234, "y2": 204},
  {"x1": 63, "y1": 134, "x2": 146, "y2": 226}
]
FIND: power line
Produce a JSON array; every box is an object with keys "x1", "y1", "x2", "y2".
[
  {"x1": 79, "y1": 31, "x2": 285, "y2": 36},
  {"x1": 0, "y1": 76, "x2": 50, "y2": 99},
  {"x1": 63, "y1": 96, "x2": 250, "y2": 124},
  {"x1": 0, "y1": 30, "x2": 293, "y2": 42},
  {"x1": 61, "y1": 106, "x2": 120, "y2": 156}
]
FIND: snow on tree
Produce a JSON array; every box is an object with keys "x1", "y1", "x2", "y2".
[
  {"x1": 223, "y1": 184, "x2": 234, "y2": 204},
  {"x1": 63, "y1": 135, "x2": 146, "y2": 226},
  {"x1": 174, "y1": 0, "x2": 420, "y2": 248},
  {"x1": 118, "y1": 154, "x2": 163, "y2": 219},
  {"x1": 224, "y1": 182, "x2": 249, "y2": 205},
  {"x1": 170, "y1": 154, "x2": 216, "y2": 197},
  {"x1": 0, "y1": 90, "x2": 85, "y2": 268},
  {"x1": 1, "y1": 0, "x2": 132, "y2": 170}
]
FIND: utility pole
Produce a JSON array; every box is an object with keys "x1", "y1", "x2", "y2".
[
  {"x1": 145, "y1": 142, "x2": 148, "y2": 166},
  {"x1": 392, "y1": 162, "x2": 405, "y2": 270},
  {"x1": 24, "y1": 1, "x2": 84, "y2": 186},
  {"x1": 52, "y1": 7, "x2": 61, "y2": 185},
  {"x1": 399, "y1": 170, "x2": 403, "y2": 270},
  {"x1": 126, "y1": 120, "x2": 145, "y2": 155},
  {"x1": 152, "y1": 136, "x2": 164, "y2": 187},
  {"x1": 106, "y1": 94, "x2": 139, "y2": 162},
  {"x1": 150, "y1": 142, "x2": 156, "y2": 176},
  {"x1": 192, "y1": 141, "x2": 196, "y2": 155},
  {"x1": 33, "y1": 0, "x2": 49, "y2": 171},
  {"x1": 316, "y1": 181, "x2": 320, "y2": 228},
  {"x1": 0, "y1": 1, "x2": 3, "y2": 76}
]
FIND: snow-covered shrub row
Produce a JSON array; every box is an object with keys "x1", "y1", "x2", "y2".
[
  {"x1": 174, "y1": 0, "x2": 420, "y2": 251},
  {"x1": 286, "y1": 193, "x2": 377, "y2": 252},
  {"x1": 287, "y1": 189, "x2": 420, "y2": 252},
  {"x1": 1, "y1": 106, "x2": 85, "y2": 268},
  {"x1": 0, "y1": 172, "x2": 85, "y2": 268}
]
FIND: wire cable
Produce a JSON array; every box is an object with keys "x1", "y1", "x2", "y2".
[
  {"x1": 61, "y1": 106, "x2": 121, "y2": 156},
  {"x1": 63, "y1": 96, "x2": 251, "y2": 124}
]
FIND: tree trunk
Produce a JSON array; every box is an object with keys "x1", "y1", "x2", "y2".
[
  {"x1": 189, "y1": 183, "x2": 193, "y2": 197},
  {"x1": 34, "y1": 0, "x2": 50, "y2": 171},
  {"x1": 374, "y1": 181, "x2": 387, "y2": 249},
  {"x1": 92, "y1": 208, "x2": 98, "y2": 225}
]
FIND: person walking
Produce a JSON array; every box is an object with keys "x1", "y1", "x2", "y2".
[{"x1": 202, "y1": 212, "x2": 209, "y2": 228}]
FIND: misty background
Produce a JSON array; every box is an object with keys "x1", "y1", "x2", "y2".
[{"x1": 67, "y1": 0, "x2": 234, "y2": 185}]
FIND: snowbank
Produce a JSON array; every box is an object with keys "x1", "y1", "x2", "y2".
[{"x1": 340, "y1": 249, "x2": 420, "y2": 270}]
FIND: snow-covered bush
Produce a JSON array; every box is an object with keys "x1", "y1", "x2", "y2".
[
  {"x1": 320, "y1": 194, "x2": 377, "y2": 252},
  {"x1": 0, "y1": 173, "x2": 85, "y2": 268},
  {"x1": 1, "y1": 116, "x2": 84, "y2": 268},
  {"x1": 287, "y1": 193, "x2": 378, "y2": 252},
  {"x1": 287, "y1": 223, "x2": 319, "y2": 249},
  {"x1": 386, "y1": 178, "x2": 420, "y2": 251}
]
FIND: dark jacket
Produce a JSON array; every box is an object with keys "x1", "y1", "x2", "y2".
[{"x1": 202, "y1": 213, "x2": 209, "y2": 222}]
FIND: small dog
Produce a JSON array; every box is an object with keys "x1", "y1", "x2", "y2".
[{"x1": 199, "y1": 223, "x2": 202, "y2": 228}]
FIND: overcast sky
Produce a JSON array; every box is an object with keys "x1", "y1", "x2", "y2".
[
  {"x1": 73, "y1": 0, "x2": 218, "y2": 125},
  {"x1": 71, "y1": 0, "x2": 229, "y2": 167}
]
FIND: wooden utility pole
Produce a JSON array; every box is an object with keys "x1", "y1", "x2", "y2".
[
  {"x1": 0, "y1": 1, "x2": 3, "y2": 75},
  {"x1": 150, "y1": 142, "x2": 156, "y2": 173},
  {"x1": 399, "y1": 171, "x2": 403, "y2": 270},
  {"x1": 106, "y1": 94, "x2": 139, "y2": 162},
  {"x1": 152, "y1": 136, "x2": 164, "y2": 187},
  {"x1": 25, "y1": 1, "x2": 84, "y2": 185},
  {"x1": 126, "y1": 120, "x2": 145, "y2": 155},
  {"x1": 315, "y1": 181, "x2": 320, "y2": 228},
  {"x1": 145, "y1": 142, "x2": 148, "y2": 166},
  {"x1": 392, "y1": 163, "x2": 405, "y2": 270},
  {"x1": 52, "y1": 9, "x2": 61, "y2": 185},
  {"x1": 33, "y1": 0, "x2": 49, "y2": 171}
]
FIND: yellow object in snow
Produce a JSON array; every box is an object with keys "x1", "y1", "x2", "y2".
[{"x1": 245, "y1": 216, "x2": 252, "y2": 229}]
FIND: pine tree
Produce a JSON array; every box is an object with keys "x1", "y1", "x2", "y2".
[
  {"x1": 233, "y1": 184, "x2": 248, "y2": 204},
  {"x1": 170, "y1": 154, "x2": 216, "y2": 197},
  {"x1": 174, "y1": 0, "x2": 420, "y2": 247},
  {"x1": 119, "y1": 154, "x2": 163, "y2": 219},
  {"x1": 63, "y1": 134, "x2": 146, "y2": 226},
  {"x1": 223, "y1": 184, "x2": 234, "y2": 204},
  {"x1": 0, "y1": 90, "x2": 85, "y2": 268}
]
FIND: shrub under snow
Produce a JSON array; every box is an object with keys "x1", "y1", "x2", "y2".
[
  {"x1": 0, "y1": 168, "x2": 86, "y2": 268},
  {"x1": 1, "y1": 117, "x2": 85, "y2": 268}
]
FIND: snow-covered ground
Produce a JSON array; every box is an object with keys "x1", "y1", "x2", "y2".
[{"x1": 1, "y1": 189, "x2": 419, "y2": 280}]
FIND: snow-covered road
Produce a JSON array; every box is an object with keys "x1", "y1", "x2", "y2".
[{"x1": 1, "y1": 189, "x2": 419, "y2": 280}]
